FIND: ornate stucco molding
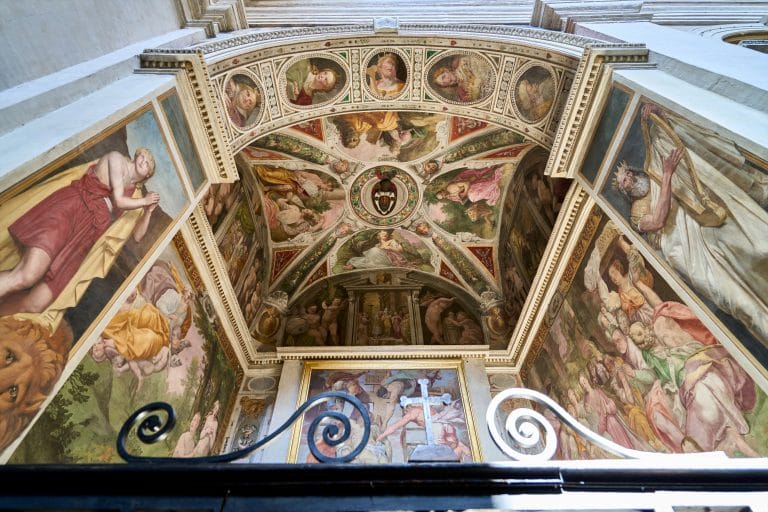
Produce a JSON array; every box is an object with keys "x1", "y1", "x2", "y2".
[
  {"x1": 545, "y1": 45, "x2": 648, "y2": 180},
  {"x1": 191, "y1": 25, "x2": 375, "y2": 56},
  {"x1": 140, "y1": 50, "x2": 238, "y2": 183},
  {"x1": 176, "y1": 0, "x2": 248, "y2": 37},
  {"x1": 184, "y1": 205, "x2": 259, "y2": 365},
  {"x1": 199, "y1": 37, "x2": 582, "y2": 154},
  {"x1": 531, "y1": 0, "x2": 768, "y2": 32},
  {"x1": 179, "y1": 24, "x2": 607, "y2": 58},
  {"x1": 401, "y1": 23, "x2": 599, "y2": 53},
  {"x1": 277, "y1": 346, "x2": 488, "y2": 361},
  {"x1": 485, "y1": 186, "x2": 590, "y2": 366},
  {"x1": 691, "y1": 22, "x2": 768, "y2": 49}
]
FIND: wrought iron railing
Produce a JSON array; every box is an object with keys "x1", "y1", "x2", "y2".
[
  {"x1": 117, "y1": 391, "x2": 370, "y2": 463},
  {"x1": 1, "y1": 387, "x2": 766, "y2": 511},
  {"x1": 486, "y1": 387, "x2": 727, "y2": 461}
]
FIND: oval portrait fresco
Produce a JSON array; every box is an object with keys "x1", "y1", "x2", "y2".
[
  {"x1": 283, "y1": 56, "x2": 347, "y2": 107},
  {"x1": 223, "y1": 72, "x2": 262, "y2": 130},
  {"x1": 365, "y1": 50, "x2": 407, "y2": 99},
  {"x1": 513, "y1": 65, "x2": 556, "y2": 123},
  {"x1": 327, "y1": 111, "x2": 446, "y2": 162},
  {"x1": 426, "y1": 52, "x2": 495, "y2": 104},
  {"x1": 333, "y1": 228, "x2": 434, "y2": 274}
]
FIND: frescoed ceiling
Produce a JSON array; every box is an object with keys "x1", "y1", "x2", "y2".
[
  {"x1": 207, "y1": 112, "x2": 568, "y2": 351},
  {"x1": 203, "y1": 40, "x2": 575, "y2": 354}
]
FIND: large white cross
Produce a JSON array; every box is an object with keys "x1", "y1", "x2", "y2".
[{"x1": 399, "y1": 378, "x2": 451, "y2": 446}]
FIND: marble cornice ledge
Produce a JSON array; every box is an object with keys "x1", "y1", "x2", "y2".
[
  {"x1": 177, "y1": 0, "x2": 249, "y2": 37},
  {"x1": 531, "y1": 0, "x2": 768, "y2": 32},
  {"x1": 276, "y1": 346, "x2": 489, "y2": 361},
  {"x1": 165, "y1": 24, "x2": 620, "y2": 59}
]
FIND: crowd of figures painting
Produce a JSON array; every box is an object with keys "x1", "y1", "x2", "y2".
[
  {"x1": 530, "y1": 218, "x2": 766, "y2": 458},
  {"x1": 296, "y1": 367, "x2": 475, "y2": 463}
]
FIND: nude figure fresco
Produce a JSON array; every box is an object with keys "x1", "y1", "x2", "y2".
[
  {"x1": 419, "y1": 289, "x2": 484, "y2": 345},
  {"x1": 293, "y1": 364, "x2": 476, "y2": 463},
  {"x1": 283, "y1": 293, "x2": 348, "y2": 347}
]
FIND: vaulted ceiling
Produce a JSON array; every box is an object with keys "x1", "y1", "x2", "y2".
[{"x1": 199, "y1": 33, "x2": 578, "y2": 357}]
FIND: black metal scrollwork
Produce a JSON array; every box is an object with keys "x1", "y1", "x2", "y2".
[{"x1": 117, "y1": 391, "x2": 370, "y2": 464}]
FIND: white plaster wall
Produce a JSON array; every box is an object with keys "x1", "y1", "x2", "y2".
[
  {"x1": 580, "y1": 21, "x2": 768, "y2": 112},
  {"x1": 0, "y1": 72, "x2": 175, "y2": 190},
  {"x1": 0, "y1": 0, "x2": 183, "y2": 91}
]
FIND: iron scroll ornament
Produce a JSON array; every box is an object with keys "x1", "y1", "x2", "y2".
[
  {"x1": 486, "y1": 387, "x2": 728, "y2": 461},
  {"x1": 117, "y1": 391, "x2": 371, "y2": 463}
]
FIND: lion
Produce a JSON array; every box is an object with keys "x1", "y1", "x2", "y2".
[{"x1": 0, "y1": 316, "x2": 71, "y2": 452}]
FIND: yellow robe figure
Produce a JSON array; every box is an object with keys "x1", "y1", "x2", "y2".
[{"x1": 104, "y1": 302, "x2": 170, "y2": 361}]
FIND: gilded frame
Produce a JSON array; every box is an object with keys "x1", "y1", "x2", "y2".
[{"x1": 288, "y1": 359, "x2": 481, "y2": 463}]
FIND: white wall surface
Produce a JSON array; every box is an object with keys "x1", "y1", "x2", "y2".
[{"x1": 0, "y1": 0, "x2": 183, "y2": 91}]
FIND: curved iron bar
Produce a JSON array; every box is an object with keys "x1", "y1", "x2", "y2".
[
  {"x1": 487, "y1": 387, "x2": 727, "y2": 461},
  {"x1": 117, "y1": 391, "x2": 370, "y2": 463}
]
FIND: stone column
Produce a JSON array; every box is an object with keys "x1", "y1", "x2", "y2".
[
  {"x1": 260, "y1": 360, "x2": 304, "y2": 462},
  {"x1": 463, "y1": 358, "x2": 506, "y2": 462}
]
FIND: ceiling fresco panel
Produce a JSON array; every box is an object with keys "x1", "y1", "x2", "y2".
[{"x1": 194, "y1": 35, "x2": 584, "y2": 353}]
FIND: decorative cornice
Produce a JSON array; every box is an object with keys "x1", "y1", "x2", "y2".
[
  {"x1": 531, "y1": 0, "x2": 768, "y2": 31},
  {"x1": 140, "y1": 50, "x2": 238, "y2": 183},
  {"x1": 691, "y1": 22, "x2": 768, "y2": 40},
  {"x1": 506, "y1": 186, "x2": 588, "y2": 366},
  {"x1": 520, "y1": 202, "x2": 602, "y2": 380},
  {"x1": 186, "y1": 205, "x2": 256, "y2": 365},
  {"x1": 180, "y1": 23, "x2": 619, "y2": 59},
  {"x1": 400, "y1": 23, "x2": 600, "y2": 52},
  {"x1": 192, "y1": 25, "x2": 375, "y2": 55},
  {"x1": 176, "y1": 0, "x2": 248, "y2": 37},
  {"x1": 546, "y1": 45, "x2": 647, "y2": 179},
  {"x1": 277, "y1": 346, "x2": 488, "y2": 361}
]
